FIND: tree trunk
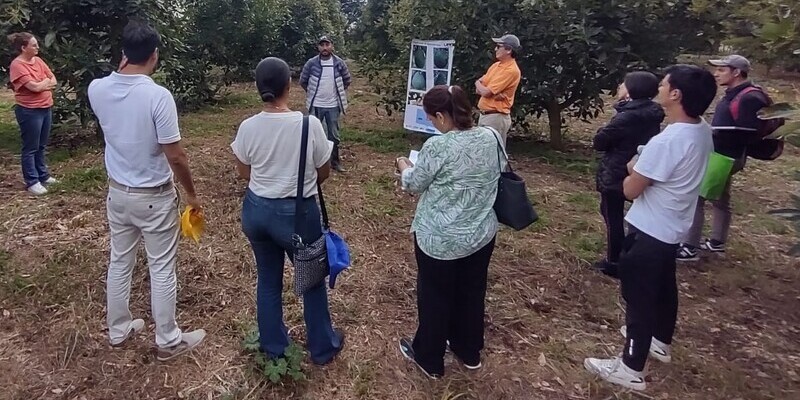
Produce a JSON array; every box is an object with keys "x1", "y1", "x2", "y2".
[{"x1": 546, "y1": 100, "x2": 563, "y2": 150}]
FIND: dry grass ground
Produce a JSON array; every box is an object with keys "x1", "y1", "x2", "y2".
[{"x1": 0, "y1": 72, "x2": 798, "y2": 400}]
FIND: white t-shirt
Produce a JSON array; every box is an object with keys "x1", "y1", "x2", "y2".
[
  {"x1": 231, "y1": 112, "x2": 333, "y2": 198},
  {"x1": 313, "y1": 58, "x2": 339, "y2": 108},
  {"x1": 88, "y1": 73, "x2": 180, "y2": 188},
  {"x1": 625, "y1": 120, "x2": 714, "y2": 244}
]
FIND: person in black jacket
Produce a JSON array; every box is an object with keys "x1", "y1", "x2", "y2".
[{"x1": 592, "y1": 72, "x2": 665, "y2": 276}]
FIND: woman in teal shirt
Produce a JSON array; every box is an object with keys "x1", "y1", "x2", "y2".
[{"x1": 395, "y1": 85, "x2": 506, "y2": 378}]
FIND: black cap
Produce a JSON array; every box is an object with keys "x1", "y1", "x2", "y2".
[{"x1": 318, "y1": 35, "x2": 333, "y2": 44}]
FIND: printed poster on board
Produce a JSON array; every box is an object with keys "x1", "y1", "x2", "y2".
[{"x1": 403, "y1": 39, "x2": 455, "y2": 134}]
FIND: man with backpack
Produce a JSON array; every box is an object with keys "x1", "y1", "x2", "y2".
[{"x1": 677, "y1": 55, "x2": 784, "y2": 261}]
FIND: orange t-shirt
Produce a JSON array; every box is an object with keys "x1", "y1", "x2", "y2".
[
  {"x1": 477, "y1": 59, "x2": 521, "y2": 114},
  {"x1": 9, "y1": 57, "x2": 55, "y2": 108}
]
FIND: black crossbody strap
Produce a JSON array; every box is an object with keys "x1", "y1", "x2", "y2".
[
  {"x1": 295, "y1": 116, "x2": 310, "y2": 237},
  {"x1": 488, "y1": 126, "x2": 513, "y2": 173},
  {"x1": 318, "y1": 182, "x2": 330, "y2": 230}
]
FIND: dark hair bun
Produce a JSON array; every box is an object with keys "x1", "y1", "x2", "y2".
[{"x1": 255, "y1": 57, "x2": 291, "y2": 103}]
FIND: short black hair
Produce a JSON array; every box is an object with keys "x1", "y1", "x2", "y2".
[
  {"x1": 122, "y1": 20, "x2": 161, "y2": 65},
  {"x1": 624, "y1": 71, "x2": 659, "y2": 99},
  {"x1": 663, "y1": 64, "x2": 717, "y2": 118}
]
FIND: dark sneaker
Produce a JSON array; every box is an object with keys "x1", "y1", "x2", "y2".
[
  {"x1": 399, "y1": 338, "x2": 441, "y2": 379},
  {"x1": 445, "y1": 340, "x2": 482, "y2": 370},
  {"x1": 332, "y1": 163, "x2": 346, "y2": 173},
  {"x1": 676, "y1": 244, "x2": 699, "y2": 262},
  {"x1": 316, "y1": 329, "x2": 346, "y2": 365},
  {"x1": 156, "y1": 329, "x2": 206, "y2": 361},
  {"x1": 700, "y1": 238, "x2": 725, "y2": 253},
  {"x1": 591, "y1": 259, "x2": 619, "y2": 279}
]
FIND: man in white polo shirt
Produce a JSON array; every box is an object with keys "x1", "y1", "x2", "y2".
[
  {"x1": 584, "y1": 65, "x2": 716, "y2": 390},
  {"x1": 88, "y1": 20, "x2": 205, "y2": 361}
]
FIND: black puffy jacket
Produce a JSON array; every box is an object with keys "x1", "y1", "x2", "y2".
[{"x1": 594, "y1": 99, "x2": 665, "y2": 194}]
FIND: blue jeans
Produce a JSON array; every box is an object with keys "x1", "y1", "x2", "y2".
[
  {"x1": 241, "y1": 189, "x2": 342, "y2": 364},
  {"x1": 312, "y1": 107, "x2": 341, "y2": 166},
  {"x1": 15, "y1": 106, "x2": 52, "y2": 187}
]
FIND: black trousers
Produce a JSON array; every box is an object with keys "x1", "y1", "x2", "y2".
[
  {"x1": 620, "y1": 226, "x2": 678, "y2": 372},
  {"x1": 412, "y1": 236, "x2": 496, "y2": 376},
  {"x1": 600, "y1": 191, "x2": 626, "y2": 263}
]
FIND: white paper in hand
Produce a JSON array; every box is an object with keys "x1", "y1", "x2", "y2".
[{"x1": 409, "y1": 150, "x2": 420, "y2": 165}]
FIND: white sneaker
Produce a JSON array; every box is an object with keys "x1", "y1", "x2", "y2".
[
  {"x1": 157, "y1": 329, "x2": 206, "y2": 361},
  {"x1": 27, "y1": 182, "x2": 48, "y2": 196},
  {"x1": 43, "y1": 177, "x2": 59, "y2": 185},
  {"x1": 620, "y1": 326, "x2": 672, "y2": 363},
  {"x1": 110, "y1": 318, "x2": 146, "y2": 347},
  {"x1": 584, "y1": 356, "x2": 646, "y2": 391}
]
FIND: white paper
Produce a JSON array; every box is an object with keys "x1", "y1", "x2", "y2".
[
  {"x1": 409, "y1": 150, "x2": 419, "y2": 165},
  {"x1": 403, "y1": 39, "x2": 455, "y2": 134}
]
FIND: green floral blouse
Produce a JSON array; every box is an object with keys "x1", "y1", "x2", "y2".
[{"x1": 401, "y1": 126, "x2": 507, "y2": 260}]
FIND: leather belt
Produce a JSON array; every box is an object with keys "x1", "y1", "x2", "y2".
[
  {"x1": 480, "y1": 110, "x2": 509, "y2": 115},
  {"x1": 109, "y1": 178, "x2": 174, "y2": 194}
]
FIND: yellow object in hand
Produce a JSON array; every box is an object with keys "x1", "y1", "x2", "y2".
[{"x1": 180, "y1": 206, "x2": 205, "y2": 243}]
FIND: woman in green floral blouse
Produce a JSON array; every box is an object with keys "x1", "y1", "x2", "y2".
[{"x1": 395, "y1": 85, "x2": 506, "y2": 379}]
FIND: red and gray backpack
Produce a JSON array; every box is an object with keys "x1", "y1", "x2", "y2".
[{"x1": 730, "y1": 85, "x2": 786, "y2": 160}]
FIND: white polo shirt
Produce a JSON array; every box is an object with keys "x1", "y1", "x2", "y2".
[
  {"x1": 88, "y1": 72, "x2": 180, "y2": 188},
  {"x1": 625, "y1": 120, "x2": 714, "y2": 244}
]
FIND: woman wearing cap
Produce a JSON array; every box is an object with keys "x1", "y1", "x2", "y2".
[
  {"x1": 231, "y1": 57, "x2": 344, "y2": 365},
  {"x1": 7, "y1": 32, "x2": 58, "y2": 196},
  {"x1": 395, "y1": 85, "x2": 506, "y2": 379}
]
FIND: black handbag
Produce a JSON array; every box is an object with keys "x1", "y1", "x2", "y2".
[
  {"x1": 291, "y1": 116, "x2": 330, "y2": 296},
  {"x1": 490, "y1": 130, "x2": 538, "y2": 230}
]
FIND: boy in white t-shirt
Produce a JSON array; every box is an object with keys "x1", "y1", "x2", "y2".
[{"x1": 584, "y1": 65, "x2": 717, "y2": 391}]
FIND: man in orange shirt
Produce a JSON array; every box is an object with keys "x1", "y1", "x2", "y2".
[{"x1": 475, "y1": 34, "x2": 522, "y2": 146}]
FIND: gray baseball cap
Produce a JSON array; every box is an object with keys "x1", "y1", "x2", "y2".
[
  {"x1": 708, "y1": 55, "x2": 751, "y2": 73},
  {"x1": 492, "y1": 34, "x2": 521, "y2": 50},
  {"x1": 318, "y1": 35, "x2": 333, "y2": 44}
]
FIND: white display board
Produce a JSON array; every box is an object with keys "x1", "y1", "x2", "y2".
[{"x1": 403, "y1": 39, "x2": 455, "y2": 134}]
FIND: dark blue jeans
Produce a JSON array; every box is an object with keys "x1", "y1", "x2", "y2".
[
  {"x1": 14, "y1": 105, "x2": 52, "y2": 187},
  {"x1": 241, "y1": 189, "x2": 342, "y2": 364},
  {"x1": 312, "y1": 107, "x2": 341, "y2": 166}
]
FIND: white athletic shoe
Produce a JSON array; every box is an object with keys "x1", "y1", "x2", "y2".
[
  {"x1": 584, "y1": 356, "x2": 646, "y2": 391},
  {"x1": 620, "y1": 326, "x2": 672, "y2": 363}
]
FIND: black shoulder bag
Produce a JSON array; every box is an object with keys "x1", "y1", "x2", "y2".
[
  {"x1": 490, "y1": 129, "x2": 538, "y2": 230},
  {"x1": 291, "y1": 116, "x2": 330, "y2": 296}
]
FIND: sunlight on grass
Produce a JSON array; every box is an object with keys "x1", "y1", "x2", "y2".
[
  {"x1": 565, "y1": 192, "x2": 599, "y2": 213},
  {"x1": 341, "y1": 128, "x2": 426, "y2": 154},
  {"x1": 364, "y1": 175, "x2": 401, "y2": 217},
  {"x1": 509, "y1": 140, "x2": 596, "y2": 176},
  {"x1": 752, "y1": 214, "x2": 790, "y2": 235},
  {"x1": 0, "y1": 108, "x2": 19, "y2": 155},
  {"x1": 50, "y1": 166, "x2": 106, "y2": 194}
]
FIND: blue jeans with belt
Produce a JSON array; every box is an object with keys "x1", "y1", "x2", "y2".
[
  {"x1": 14, "y1": 105, "x2": 52, "y2": 187},
  {"x1": 241, "y1": 189, "x2": 342, "y2": 364}
]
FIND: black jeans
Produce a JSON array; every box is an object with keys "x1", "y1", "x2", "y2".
[
  {"x1": 600, "y1": 191, "x2": 626, "y2": 263},
  {"x1": 619, "y1": 225, "x2": 678, "y2": 372},
  {"x1": 412, "y1": 236, "x2": 496, "y2": 376}
]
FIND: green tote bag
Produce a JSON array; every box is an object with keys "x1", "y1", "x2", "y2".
[{"x1": 699, "y1": 152, "x2": 735, "y2": 200}]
